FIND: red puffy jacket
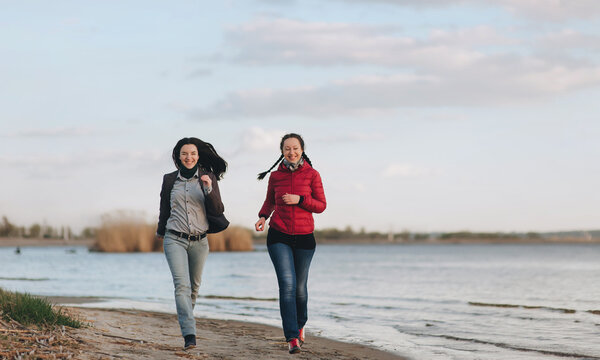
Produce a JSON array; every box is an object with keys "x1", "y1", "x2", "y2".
[{"x1": 259, "y1": 161, "x2": 326, "y2": 235}]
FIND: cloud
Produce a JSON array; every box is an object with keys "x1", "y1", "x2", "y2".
[
  {"x1": 225, "y1": 127, "x2": 286, "y2": 157},
  {"x1": 187, "y1": 68, "x2": 213, "y2": 79},
  {"x1": 225, "y1": 19, "x2": 506, "y2": 69},
  {"x1": 537, "y1": 29, "x2": 600, "y2": 53},
  {"x1": 189, "y1": 19, "x2": 600, "y2": 119},
  {"x1": 0, "y1": 150, "x2": 163, "y2": 171},
  {"x1": 240, "y1": 127, "x2": 286, "y2": 151},
  {"x1": 339, "y1": 0, "x2": 600, "y2": 21},
  {"x1": 4, "y1": 127, "x2": 96, "y2": 138},
  {"x1": 313, "y1": 131, "x2": 387, "y2": 143},
  {"x1": 382, "y1": 163, "x2": 438, "y2": 178},
  {"x1": 190, "y1": 63, "x2": 600, "y2": 119},
  {"x1": 499, "y1": 0, "x2": 600, "y2": 22}
]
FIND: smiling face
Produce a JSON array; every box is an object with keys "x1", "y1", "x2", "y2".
[
  {"x1": 179, "y1": 144, "x2": 199, "y2": 169},
  {"x1": 282, "y1": 137, "x2": 303, "y2": 164}
]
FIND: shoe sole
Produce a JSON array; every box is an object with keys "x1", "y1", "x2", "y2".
[
  {"x1": 184, "y1": 344, "x2": 196, "y2": 350},
  {"x1": 289, "y1": 348, "x2": 301, "y2": 354}
]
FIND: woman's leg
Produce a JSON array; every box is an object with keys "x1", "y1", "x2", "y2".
[
  {"x1": 163, "y1": 234, "x2": 197, "y2": 337},
  {"x1": 294, "y1": 248, "x2": 315, "y2": 331},
  {"x1": 268, "y1": 242, "x2": 299, "y2": 341},
  {"x1": 188, "y1": 237, "x2": 209, "y2": 308}
]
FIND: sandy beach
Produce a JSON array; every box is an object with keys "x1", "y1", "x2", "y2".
[{"x1": 31, "y1": 305, "x2": 404, "y2": 360}]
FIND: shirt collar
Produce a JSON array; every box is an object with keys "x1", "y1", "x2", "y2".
[{"x1": 177, "y1": 169, "x2": 199, "y2": 180}]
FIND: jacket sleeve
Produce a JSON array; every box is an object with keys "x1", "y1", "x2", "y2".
[
  {"x1": 203, "y1": 172, "x2": 225, "y2": 216},
  {"x1": 157, "y1": 175, "x2": 170, "y2": 236},
  {"x1": 258, "y1": 175, "x2": 276, "y2": 220},
  {"x1": 298, "y1": 170, "x2": 326, "y2": 214}
]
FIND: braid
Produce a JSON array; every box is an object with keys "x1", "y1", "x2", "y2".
[
  {"x1": 257, "y1": 155, "x2": 284, "y2": 180},
  {"x1": 301, "y1": 153, "x2": 313, "y2": 167}
]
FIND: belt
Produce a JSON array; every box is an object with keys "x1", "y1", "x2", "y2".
[{"x1": 167, "y1": 229, "x2": 207, "y2": 241}]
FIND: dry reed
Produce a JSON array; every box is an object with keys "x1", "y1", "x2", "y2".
[
  {"x1": 93, "y1": 211, "x2": 252, "y2": 252},
  {"x1": 208, "y1": 226, "x2": 253, "y2": 252},
  {"x1": 93, "y1": 211, "x2": 157, "y2": 253}
]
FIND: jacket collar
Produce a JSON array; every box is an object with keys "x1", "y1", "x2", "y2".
[{"x1": 277, "y1": 160, "x2": 311, "y2": 173}]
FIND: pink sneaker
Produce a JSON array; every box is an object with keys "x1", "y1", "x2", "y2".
[
  {"x1": 299, "y1": 328, "x2": 305, "y2": 345},
  {"x1": 288, "y1": 338, "x2": 301, "y2": 354}
]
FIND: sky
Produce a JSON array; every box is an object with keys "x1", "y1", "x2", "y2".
[{"x1": 1, "y1": 0, "x2": 599, "y2": 234}]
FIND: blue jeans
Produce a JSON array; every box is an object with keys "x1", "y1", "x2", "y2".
[
  {"x1": 163, "y1": 232, "x2": 209, "y2": 337},
  {"x1": 268, "y1": 242, "x2": 315, "y2": 341}
]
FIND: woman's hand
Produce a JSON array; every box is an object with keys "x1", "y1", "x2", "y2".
[
  {"x1": 255, "y1": 217, "x2": 266, "y2": 232},
  {"x1": 200, "y1": 174, "x2": 212, "y2": 189},
  {"x1": 282, "y1": 193, "x2": 300, "y2": 205}
]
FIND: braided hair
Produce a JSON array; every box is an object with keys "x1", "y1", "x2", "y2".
[
  {"x1": 172, "y1": 137, "x2": 228, "y2": 179},
  {"x1": 257, "y1": 133, "x2": 313, "y2": 180}
]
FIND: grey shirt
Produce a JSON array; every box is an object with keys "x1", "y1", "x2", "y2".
[{"x1": 165, "y1": 170, "x2": 212, "y2": 236}]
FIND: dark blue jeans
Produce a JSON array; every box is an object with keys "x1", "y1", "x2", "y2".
[{"x1": 268, "y1": 242, "x2": 315, "y2": 341}]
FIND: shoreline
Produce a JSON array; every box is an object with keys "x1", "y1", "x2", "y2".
[
  {"x1": 40, "y1": 296, "x2": 406, "y2": 359},
  {"x1": 1, "y1": 237, "x2": 597, "y2": 249},
  {"x1": 0, "y1": 238, "x2": 95, "y2": 247}
]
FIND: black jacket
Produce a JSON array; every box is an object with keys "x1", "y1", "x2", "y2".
[{"x1": 157, "y1": 169, "x2": 228, "y2": 236}]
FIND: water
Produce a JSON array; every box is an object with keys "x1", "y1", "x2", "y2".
[{"x1": 1, "y1": 243, "x2": 599, "y2": 359}]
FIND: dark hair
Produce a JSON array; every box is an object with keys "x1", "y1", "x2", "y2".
[
  {"x1": 257, "y1": 133, "x2": 313, "y2": 180},
  {"x1": 172, "y1": 137, "x2": 227, "y2": 180}
]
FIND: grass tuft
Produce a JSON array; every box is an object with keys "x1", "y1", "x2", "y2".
[{"x1": 0, "y1": 288, "x2": 82, "y2": 328}]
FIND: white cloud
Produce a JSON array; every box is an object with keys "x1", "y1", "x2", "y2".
[
  {"x1": 499, "y1": 0, "x2": 600, "y2": 22},
  {"x1": 382, "y1": 163, "x2": 438, "y2": 178},
  {"x1": 537, "y1": 29, "x2": 600, "y2": 52},
  {"x1": 190, "y1": 18, "x2": 600, "y2": 119},
  {"x1": 225, "y1": 19, "x2": 506, "y2": 69},
  {"x1": 0, "y1": 150, "x2": 163, "y2": 170},
  {"x1": 340, "y1": 0, "x2": 600, "y2": 21},
  {"x1": 225, "y1": 127, "x2": 286, "y2": 158},
  {"x1": 187, "y1": 68, "x2": 212, "y2": 79},
  {"x1": 4, "y1": 127, "x2": 95, "y2": 138},
  {"x1": 190, "y1": 61, "x2": 600, "y2": 119},
  {"x1": 239, "y1": 127, "x2": 286, "y2": 151}
]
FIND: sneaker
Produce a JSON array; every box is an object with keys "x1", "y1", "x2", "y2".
[
  {"x1": 288, "y1": 338, "x2": 301, "y2": 354},
  {"x1": 299, "y1": 328, "x2": 305, "y2": 345},
  {"x1": 184, "y1": 334, "x2": 196, "y2": 350}
]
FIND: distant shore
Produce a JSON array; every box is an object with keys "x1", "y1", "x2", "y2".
[
  {"x1": 255, "y1": 237, "x2": 600, "y2": 245},
  {"x1": 1, "y1": 236, "x2": 598, "y2": 249},
  {"x1": 0, "y1": 237, "x2": 95, "y2": 247}
]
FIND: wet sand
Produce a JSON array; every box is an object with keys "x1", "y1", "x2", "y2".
[{"x1": 59, "y1": 306, "x2": 405, "y2": 359}]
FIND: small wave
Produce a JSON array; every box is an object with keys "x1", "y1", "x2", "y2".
[
  {"x1": 0, "y1": 276, "x2": 50, "y2": 281},
  {"x1": 400, "y1": 330, "x2": 600, "y2": 359},
  {"x1": 202, "y1": 295, "x2": 276, "y2": 302},
  {"x1": 227, "y1": 274, "x2": 251, "y2": 279},
  {"x1": 469, "y1": 301, "x2": 576, "y2": 314}
]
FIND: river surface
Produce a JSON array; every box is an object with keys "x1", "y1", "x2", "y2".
[{"x1": 1, "y1": 243, "x2": 599, "y2": 359}]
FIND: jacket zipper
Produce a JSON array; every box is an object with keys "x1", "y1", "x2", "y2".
[{"x1": 291, "y1": 170, "x2": 295, "y2": 235}]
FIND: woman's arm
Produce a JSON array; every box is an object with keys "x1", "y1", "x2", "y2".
[
  {"x1": 203, "y1": 172, "x2": 225, "y2": 215},
  {"x1": 258, "y1": 175, "x2": 276, "y2": 220},
  {"x1": 157, "y1": 174, "x2": 171, "y2": 236},
  {"x1": 297, "y1": 171, "x2": 327, "y2": 214}
]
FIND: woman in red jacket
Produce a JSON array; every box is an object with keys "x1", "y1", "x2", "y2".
[{"x1": 255, "y1": 133, "x2": 326, "y2": 354}]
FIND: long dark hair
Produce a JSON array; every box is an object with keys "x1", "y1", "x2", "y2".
[
  {"x1": 172, "y1": 137, "x2": 227, "y2": 180},
  {"x1": 257, "y1": 133, "x2": 313, "y2": 180}
]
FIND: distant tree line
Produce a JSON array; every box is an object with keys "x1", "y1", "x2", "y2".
[
  {"x1": 253, "y1": 226, "x2": 597, "y2": 242},
  {"x1": 0, "y1": 215, "x2": 82, "y2": 239}
]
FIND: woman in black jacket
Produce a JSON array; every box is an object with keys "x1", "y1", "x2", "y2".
[{"x1": 156, "y1": 137, "x2": 228, "y2": 350}]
